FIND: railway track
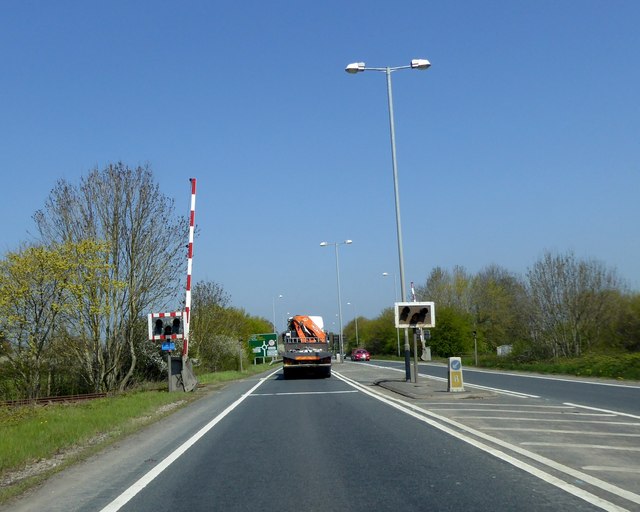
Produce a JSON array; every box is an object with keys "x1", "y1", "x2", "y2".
[{"x1": 0, "y1": 392, "x2": 108, "y2": 408}]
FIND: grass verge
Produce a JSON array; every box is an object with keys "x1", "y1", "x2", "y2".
[{"x1": 0, "y1": 363, "x2": 275, "y2": 503}]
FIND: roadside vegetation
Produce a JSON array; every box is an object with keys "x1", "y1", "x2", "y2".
[
  {"x1": 0, "y1": 162, "x2": 638, "y2": 402},
  {"x1": 343, "y1": 259, "x2": 639, "y2": 381},
  {"x1": 0, "y1": 163, "x2": 273, "y2": 402},
  {"x1": 0, "y1": 364, "x2": 274, "y2": 502},
  {"x1": 0, "y1": 162, "x2": 637, "y2": 499}
]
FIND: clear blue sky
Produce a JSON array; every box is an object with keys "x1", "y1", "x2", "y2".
[{"x1": 1, "y1": 1, "x2": 639, "y2": 331}]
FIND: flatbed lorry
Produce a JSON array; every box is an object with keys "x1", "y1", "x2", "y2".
[{"x1": 282, "y1": 315, "x2": 332, "y2": 379}]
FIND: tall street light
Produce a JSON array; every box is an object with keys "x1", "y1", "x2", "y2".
[
  {"x1": 320, "y1": 240, "x2": 352, "y2": 362},
  {"x1": 346, "y1": 58, "x2": 430, "y2": 381},
  {"x1": 272, "y1": 294, "x2": 283, "y2": 333},
  {"x1": 382, "y1": 272, "x2": 401, "y2": 357}
]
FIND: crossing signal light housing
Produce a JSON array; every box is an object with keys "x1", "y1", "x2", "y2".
[
  {"x1": 147, "y1": 312, "x2": 184, "y2": 341},
  {"x1": 394, "y1": 302, "x2": 435, "y2": 329}
]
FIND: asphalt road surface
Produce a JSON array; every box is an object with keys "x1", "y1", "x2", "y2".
[
  {"x1": 3, "y1": 363, "x2": 638, "y2": 512},
  {"x1": 385, "y1": 360, "x2": 640, "y2": 416}
]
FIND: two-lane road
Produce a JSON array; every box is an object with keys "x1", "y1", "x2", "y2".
[
  {"x1": 374, "y1": 360, "x2": 640, "y2": 416},
  {"x1": 6, "y1": 367, "x2": 626, "y2": 512}
]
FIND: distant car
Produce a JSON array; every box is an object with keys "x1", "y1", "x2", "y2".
[{"x1": 350, "y1": 349, "x2": 370, "y2": 361}]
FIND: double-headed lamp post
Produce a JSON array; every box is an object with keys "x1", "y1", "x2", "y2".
[
  {"x1": 320, "y1": 240, "x2": 352, "y2": 362},
  {"x1": 346, "y1": 59, "x2": 430, "y2": 381}
]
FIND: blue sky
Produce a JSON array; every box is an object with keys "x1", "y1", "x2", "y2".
[{"x1": 1, "y1": 1, "x2": 639, "y2": 332}]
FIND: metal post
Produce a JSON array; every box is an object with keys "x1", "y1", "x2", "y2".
[
  {"x1": 334, "y1": 244, "x2": 345, "y2": 362},
  {"x1": 272, "y1": 294, "x2": 282, "y2": 333},
  {"x1": 473, "y1": 330, "x2": 478, "y2": 366},
  {"x1": 385, "y1": 68, "x2": 412, "y2": 382}
]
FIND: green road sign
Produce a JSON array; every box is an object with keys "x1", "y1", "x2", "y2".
[{"x1": 249, "y1": 333, "x2": 278, "y2": 358}]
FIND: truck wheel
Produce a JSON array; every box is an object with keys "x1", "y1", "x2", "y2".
[
  {"x1": 324, "y1": 368, "x2": 331, "y2": 378},
  {"x1": 283, "y1": 368, "x2": 290, "y2": 380}
]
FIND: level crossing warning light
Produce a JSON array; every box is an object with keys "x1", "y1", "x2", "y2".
[
  {"x1": 394, "y1": 302, "x2": 435, "y2": 329},
  {"x1": 148, "y1": 312, "x2": 184, "y2": 341}
]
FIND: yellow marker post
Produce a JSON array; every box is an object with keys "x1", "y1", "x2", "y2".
[{"x1": 447, "y1": 357, "x2": 465, "y2": 392}]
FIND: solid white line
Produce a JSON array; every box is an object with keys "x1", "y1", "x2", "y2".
[
  {"x1": 334, "y1": 371, "x2": 640, "y2": 511},
  {"x1": 430, "y1": 408, "x2": 614, "y2": 416},
  {"x1": 427, "y1": 403, "x2": 573, "y2": 408},
  {"x1": 522, "y1": 443, "x2": 640, "y2": 452},
  {"x1": 451, "y1": 417, "x2": 639, "y2": 425},
  {"x1": 564, "y1": 402, "x2": 640, "y2": 420},
  {"x1": 366, "y1": 362, "x2": 539, "y2": 398},
  {"x1": 99, "y1": 370, "x2": 279, "y2": 512},
  {"x1": 420, "y1": 363, "x2": 640, "y2": 389}
]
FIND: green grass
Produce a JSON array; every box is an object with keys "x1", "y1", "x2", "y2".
[{"x1": 0, "y1": 363, "x2": 274, "y2": 502}]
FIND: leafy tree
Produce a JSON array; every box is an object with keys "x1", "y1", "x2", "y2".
[
  {"x1": 429, "y1": 306, "x2": 474, "y2": 358},
  {"x1": 416, "y1": 266, "x2": 473, "y2": 312},
  {"x1": 190, "y1": 280, "x2": 271, "y2": 371},
  {"x1": 611, "y1": 292, "x2": 640, "y2": 352},
  {"x1": 471, "y1": 264, "x2": 528, "y2": 353},
  {"x1": 0, "y1": 240, "x2": 113, "y2": 398}
]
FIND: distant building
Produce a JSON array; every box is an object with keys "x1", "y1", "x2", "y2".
[{"x1": 497, "y1": 345, "x2": 513, "y2": 357}]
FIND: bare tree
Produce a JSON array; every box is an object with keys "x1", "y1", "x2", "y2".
[
  {"x1": 33, "y1": 163, "x2": 187, "y2": 391},
  {"x1": 526, "y1": 251, "x2": 623, "y2": 358}
]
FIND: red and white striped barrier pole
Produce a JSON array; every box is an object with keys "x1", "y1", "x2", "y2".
[{"x1": 183, "y1": 178, "x2": 196, "y2": 358}]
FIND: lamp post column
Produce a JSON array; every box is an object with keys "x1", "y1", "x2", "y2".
[
  {"x1": 272, "y1": 294, "x2": 283, "y2": 333},
  {"x1": 385, "y1": 68, "x2": 412, "y2": 381},
  {"x1": 334, "y1": 243, "x2": 345, "y2": 362},
  {"x1": 345, "y1": 59, "x2": 430, "y2": 381}
]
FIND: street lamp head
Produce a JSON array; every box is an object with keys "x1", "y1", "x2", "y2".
[
  {"x1": 411, "y1": 58, "x2": 431, "y2": 70},
  {"x1": 382, "y1": 272, "x2": 389, "y2": 277},
  {"x1": 320, "y1": 241, "x2": 329, "y2": 247},
  {"x1": 344, "y1": 239, "x2": 353, "y2": 245},
  {"x1": 345, "y1": 62, "x2": 366, "y2": 74}
]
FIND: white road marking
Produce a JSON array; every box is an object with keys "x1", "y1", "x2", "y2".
[
  {"x1": 564, "y1": 402, "x2": 640, "y2": 420},
  {"x1": 421, "y1": 363, "x2": 640, "y2": 389},
  {"x1": 366, "y1": 362, "x2": 539, "y2": 398},
  {"x1": 334, "y1": 370, "x2": 640, "y2": 511},
  {"x1": 522, "y1": 443, "x2": 640, "y2": 452},
  {"x1": 482, "y1": 428, "x2": 640, "y2": 437},
  {"x1": 431, "y1": 408, "x2": 615, "y2": 416},
  {"x1": 99, "y1": 369, "x2": 280, "y2": 512},
  {"x1": 427, "y1": 403, "x2": 573, "y2": 408},
  {"x1": 451, "y1": 417, "x2": 640, "y2": 425}
]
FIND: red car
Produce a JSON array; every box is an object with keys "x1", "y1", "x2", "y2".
[{"x1": 350, "y1": 348, "x2": 370, "y2": 361}]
